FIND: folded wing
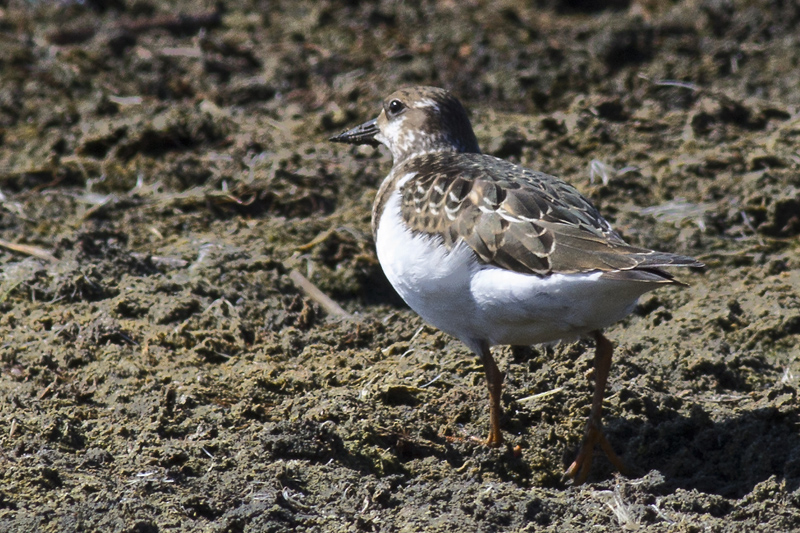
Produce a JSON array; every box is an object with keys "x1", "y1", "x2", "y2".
[{"x1": 398, "y1": 153, "x2": 702, "y2": 282}]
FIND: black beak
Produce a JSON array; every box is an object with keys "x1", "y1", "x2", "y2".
[{"x1": 330, "y1": 118, "x2": 380, "y2": 147}]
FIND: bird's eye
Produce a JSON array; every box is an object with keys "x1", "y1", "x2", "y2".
[{"x1": 387, "y1": 99, "x2": 405, "y2": 116}]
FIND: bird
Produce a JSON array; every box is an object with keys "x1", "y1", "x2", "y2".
[{"x1": 330, "y1": 86, "x2": 703, "y2": 484}]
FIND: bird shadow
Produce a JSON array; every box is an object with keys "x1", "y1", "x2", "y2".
[
  {"x1": 502, "y1": 345, "x2": 800, "y2": 497},
  {"x1": 594, "y1": 394, "x2": 800, "y2": 498}
]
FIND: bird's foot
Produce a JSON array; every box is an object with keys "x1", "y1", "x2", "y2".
[
  {"x1": 563, "y1": 420, "x2": 628, "y2": 485},
  {"x1": 483, "y1": 431, "x2": 503, "y2": 448},
  {"x1": 462, "y1": 430, "x2": 503, "y2": 447}
]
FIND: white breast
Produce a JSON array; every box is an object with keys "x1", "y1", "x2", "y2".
[
  {"x1": 375, "y1": 188, "x2": 655, "y2": 349},
  {"x1": 375, "y1": 189, "x2": 479, "y2": 340}
]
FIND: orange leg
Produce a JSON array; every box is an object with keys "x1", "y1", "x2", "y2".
[
  {"x1": 476, "y1": 340, "x2": 504, "y2": 447},
  {"x1": 564, "y1": 330, "x2": 630, "y2": 484}
]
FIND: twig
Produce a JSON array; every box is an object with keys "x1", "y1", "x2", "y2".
[
  {"x1": 517, "y1": 387, "x2": 564, "y2": 403},
  {"x1": 289, "y1": 269, "x2": 351, "y2": 318},
  {"x1": 38, "y1": 378, "x2": 58, "y2": 400},
  {"x1": 296, "y1": 228, "x2": 335, "y2": 252},
  {"x1": 0, "y1": 238, "x2": 57, "y2": 263}
]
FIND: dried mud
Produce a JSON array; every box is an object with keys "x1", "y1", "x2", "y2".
[{"x1": 1, "y1": 1, "x2": 800, "y2": 531}]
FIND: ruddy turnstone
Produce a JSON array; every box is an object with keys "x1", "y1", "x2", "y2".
[{"x1": 331, "y1": 86, "x2": 702, "y2": 484}]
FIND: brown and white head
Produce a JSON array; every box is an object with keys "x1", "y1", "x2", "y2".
[{"x1": 331, "y1": 86, "x2": 481, "y2": 164}]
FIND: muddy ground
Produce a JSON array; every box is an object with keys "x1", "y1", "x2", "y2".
[{"x1": 0, "y1": 0, "x2": 799, "y2": 531}]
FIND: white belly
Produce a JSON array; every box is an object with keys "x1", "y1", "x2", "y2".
[{"x1": 375, "y1": 191, "x2": 654, "y2": 350}]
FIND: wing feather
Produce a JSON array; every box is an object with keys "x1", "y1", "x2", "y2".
[{"x1": 396, "y1": 152, "x2": 702, "y2": 280}]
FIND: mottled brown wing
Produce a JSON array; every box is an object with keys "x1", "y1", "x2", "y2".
[{"x1": 398, "y1": 152, "x2": 702, "y2": 277}]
